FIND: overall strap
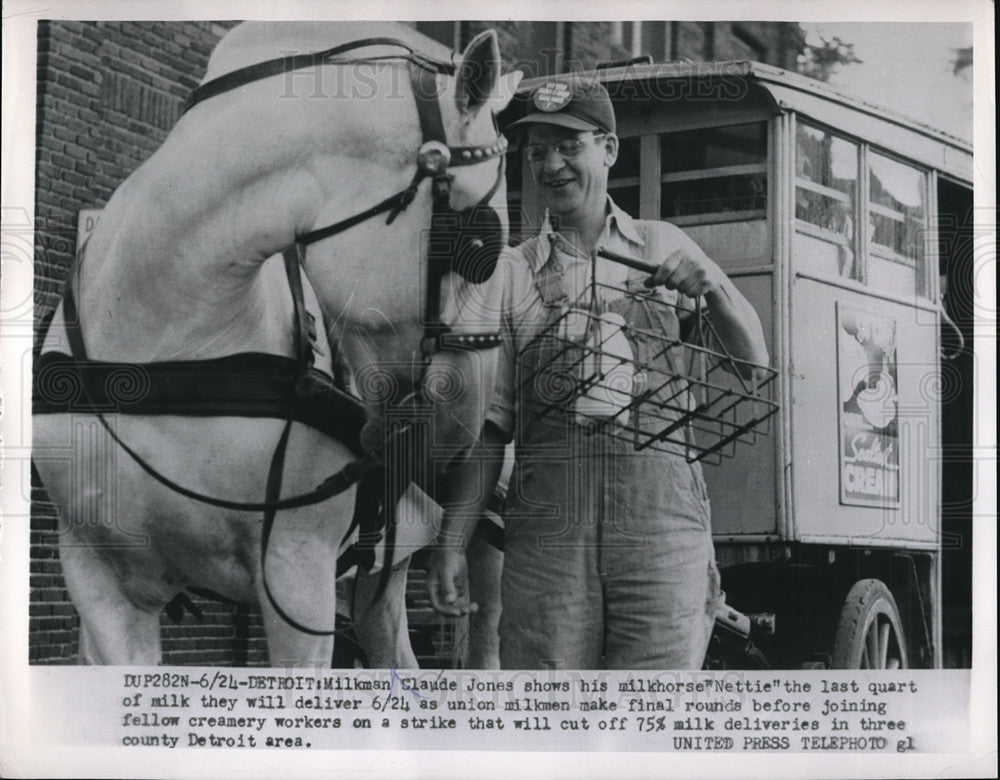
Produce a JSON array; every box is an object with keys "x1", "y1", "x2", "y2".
[{"x1": 532, "y1": 238, "x2": 570, "y2": 310}]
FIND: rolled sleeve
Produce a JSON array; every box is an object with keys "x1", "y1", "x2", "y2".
[
  {"x1": 485, "y1": 329, "x2": 515, "y2": 441},
  {"x1": 483, "y1": 246, "x2": 539, "y2": 443}
]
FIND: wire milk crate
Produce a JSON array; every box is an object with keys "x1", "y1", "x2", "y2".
[{"x1": 517, "y1": 248, "x2": 779, "y2": 464}]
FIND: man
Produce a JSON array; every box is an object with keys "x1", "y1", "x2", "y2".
[{"x1": 427, "y1": 77, "x2": 768, "y2": 669}]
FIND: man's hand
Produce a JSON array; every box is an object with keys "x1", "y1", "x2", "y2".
[
  {"x1": 644, "y1": 245, "x2": 725, "y2": 298},
  {"x1": 426, "y1": 547, "x2": 477, "y2": 617},
  {"x1": 641, "y1": 240, "x2": 769, "y2": 370}
]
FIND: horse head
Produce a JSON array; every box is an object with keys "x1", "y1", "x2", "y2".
[{"x1": 276, "y1": 27, "x2": 522, "y2": 471}]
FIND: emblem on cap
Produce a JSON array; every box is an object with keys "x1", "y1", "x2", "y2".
[{"x1": 533, "y1": 81, "x2": 572, "y2": 112}]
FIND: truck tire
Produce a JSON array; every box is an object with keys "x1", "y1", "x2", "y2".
[{"x1": 832, "y1": 579, "x2": 908, "y2": 669}]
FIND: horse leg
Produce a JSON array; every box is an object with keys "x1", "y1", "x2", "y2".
[
  {"x1": 60, "y1": 540, "x2": 163, "y2": 665},
  {"x1": 465, "y1": 533, "x2": 502, "y2": 669},
  {"x1": 35, "y1": 423, "x2": 163, "y2": 666},
  {"x1": 254, "y1": 505, "x2": 341, "y2": 669},
  {"x1": 257, "y1": 604, "x2": 335, "y2": 671},
  {"x1": 352, "y1": 556, "x2": 418, "y2": 669}
]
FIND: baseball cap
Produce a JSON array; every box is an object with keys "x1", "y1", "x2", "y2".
[{"x1": 511, "y1": 77, "x2": 616, "y2": 135}]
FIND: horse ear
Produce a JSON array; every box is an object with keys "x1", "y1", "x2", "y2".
[
  {"x1": 456, "y1": 29, "x2": 501, "y2": 115},
  {"x1": 492, "y1": 69, "x2": 524, "y2": 114}
]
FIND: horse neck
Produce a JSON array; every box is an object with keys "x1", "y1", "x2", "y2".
[{"x1": 78, "y1": 67, "x2": 421, "y2": 362}]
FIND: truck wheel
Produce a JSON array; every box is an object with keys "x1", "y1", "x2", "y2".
[{"x1": 832, "y1": 579, "x2": 908, "y2": 669}]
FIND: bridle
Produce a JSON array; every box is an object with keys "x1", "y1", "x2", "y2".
[
  {"x1": 59, "y1": 38, "x2": 510, "y2": 636},
  {"x1": 186, "y1": 37, "x2": 508, "y2": 364}
]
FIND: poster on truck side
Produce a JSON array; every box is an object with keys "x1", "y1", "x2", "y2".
[{"x1": 836, "y1": 302, "x2": 901, "y2": 507}]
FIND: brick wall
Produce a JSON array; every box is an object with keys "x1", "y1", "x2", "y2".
[
  {"x1": 722, "y1": 22, "x2": 806, "y2": 69},
  {"x1": 674, "y1": 22, "x2": 709, "y2": 61},
  {"x1": 29, "y1": 487, "x2": 76, "y2": 662},
  {"x1": 420, "y1": 21, "x2": 806, "y2": 76},
  {"x1": 33, "y1": 21, "x2": 235, "y2": 329},
  {"x1": 461, "y1": 21, "x2": 567, "y2": 78},
  {"x1": 567, "y1": 22, "x2": 625, "y2": 70}
]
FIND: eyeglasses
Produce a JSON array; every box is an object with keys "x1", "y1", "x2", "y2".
[{"x1": 524, "y1": 132, "x2": 605, "y2": 163}]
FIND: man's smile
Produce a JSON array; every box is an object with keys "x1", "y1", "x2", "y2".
[{"x1": 544, "y1": 176, "x2": 575, "y2": 190}]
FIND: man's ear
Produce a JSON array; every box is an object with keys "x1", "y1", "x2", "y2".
[{"x1": 603, "y1": 133, "x2": 620, "y2": 167}]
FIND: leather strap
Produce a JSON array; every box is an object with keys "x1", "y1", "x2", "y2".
[
  {"x1": 298, "y1": 169, "x2": 425, "y2": 246},
  {"x1": 33, "y1": 351, "x2": 367, "y2": 452},
  {"x1": 184, "y1": 37, "x2": 454, "y2": 113},
  {"x1": 282, "y1": 244, "x2": 316, "y2": 380},
  {"x1": 58, "y1": 259, "x2": 370, "y2": 515},
  {"x1": 414, "y1": 63, "x2": 452, "y2": 350},
  {"x1": 411, "y1": 65, "x2": 448, "y2": 150}
]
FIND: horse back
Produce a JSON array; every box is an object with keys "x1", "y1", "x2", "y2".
[{"x1": 204, "y1": 21, "x2": 453, "y2": 81}]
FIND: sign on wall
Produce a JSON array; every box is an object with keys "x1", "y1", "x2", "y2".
[
  {"x1": 836, "y1": 302, "x2": 900, "y2": 507},
  {"x1": 77, "y1": 208, "x2": 102, "y2": 251}
]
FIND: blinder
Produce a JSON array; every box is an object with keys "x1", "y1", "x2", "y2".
[{"x1": 440, "y1": 201, "x2": 505, "y2": 284}]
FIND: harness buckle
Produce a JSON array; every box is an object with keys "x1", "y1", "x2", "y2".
[
  {"x1": 417, "y1": 140, "x2": 451, "y2": 175},
  {"x1": 421, "y1": 334, "x2": 442, "y2": 357},
  {"x1": 431, "y1": 176, "x2": 451, "y2": 203}
]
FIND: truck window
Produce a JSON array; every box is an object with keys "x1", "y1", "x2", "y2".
[
  {"x1": 659, "y1": 122, "x2": 768, "y2": 223},
  {"x1": 868, "y1": 153, "x2": 927, "y2": 295},
  {"x1": 795, "y1": 123, "x2": 859, "y2": 280},
  {"x1": 608, "y1": 135, "x2": 641, "y2": 217}
]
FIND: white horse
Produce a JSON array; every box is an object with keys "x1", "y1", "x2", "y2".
[{"x1": 32, "y1": 21, "x2": 520, "y2": 667}]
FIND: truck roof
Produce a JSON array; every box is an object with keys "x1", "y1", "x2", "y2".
[{"x1": 514, "y1": 61, "x2": 973, "y2": 181}]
